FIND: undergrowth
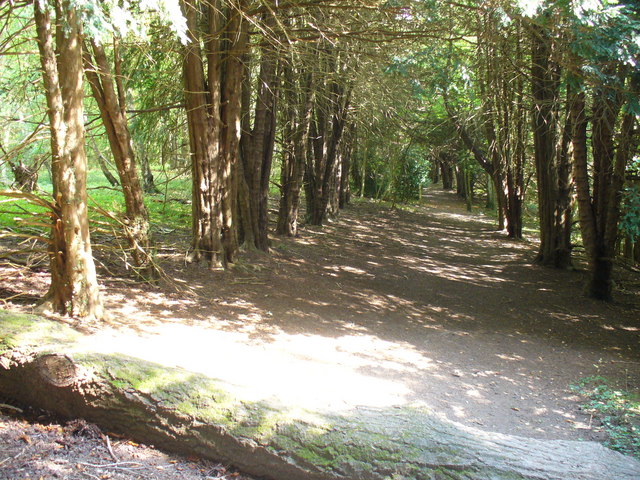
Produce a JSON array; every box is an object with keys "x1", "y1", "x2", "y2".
[
  {"x1": 1, "y1": 169, "x2": 192, "y2": 235},
  {"x1": 572, "y1": 375, "x2": 640, "y2": 459}
]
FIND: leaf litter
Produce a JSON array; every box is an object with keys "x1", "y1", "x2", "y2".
[{"x1": 0, "y1": 410, "x2": 258, "y2": 480}]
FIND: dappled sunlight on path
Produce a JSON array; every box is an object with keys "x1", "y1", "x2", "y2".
[
  {"x1": 94, "y1": 186, "x2": 639, "y2": 442},
  {"x1": 77, "y1": 323, "x2": 430, "y2": 411}
]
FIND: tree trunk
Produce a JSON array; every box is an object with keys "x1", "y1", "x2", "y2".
[
  {"x1": 531, "y1": 23, "x2": 561, "y2": 264},
  {"x1": 2, "y1": 313, "x2": 639, "y2": 480},
  {"x1": 84, "y1": 41, "x2": 152, "y2": 273},
  {"x1": 34, "y1": 0, "x2": 103, "y2": 320},
  {"x1": 218, "y1": 0, "x2": 248, "y2": 263},
  {"x1": 473, "y1": 14, "x2": 526, "y2": 239},
  {"x1": 440, "y1": 155, "x2": 454, "y2": 190},
  {"x1": 139, "y1": 153, "x2": 159, "y2": 194},
  {"x1": 89, "y1": 137, "x2": 119, "y2": 187},
  {"x1": 182, "y1": 0, "x2": 224, "y2": 268},
  {"x1": 570, "y1": 75, "x2": 630, "y2": 301},
  {"x1": 338, "y1": 126, "x2": 353, "y2": 209},
  {"x1": 430, "y1": 158, "x2": 440, "y2": 184},
  {"x1": 571, "y1": 86, "x2": 612, "y2": 301},
  {"x1": 328, "y1": 151, "x2": 341, "y2": 217},
  {"x1": 553, "y1": 88, "x2": 575, "y2": 269},
  {"x1": 306, "y1": 47, "x2": 352, "y2": 226},
  {"x1": 485, "y1": 173, "x2": 496, "y2": 210},
  {"x1": 240, "y1": 21, "x2": 278, "y2": 251},
  {"x1": 465, "y1": 168, "x2": 473, "y2": 212},
  {"x1": 276, "y1": 69, "x2": 313, "y2": 237},
  {"x1": 181, "y1": 0, "x2": 248, "y2": 267},
  {"x1": 455, "y1": 165, "x2": 465, "y2": 197},
  {"x1": 571, "y1": 88, "x2": 598, "y2": 267}
]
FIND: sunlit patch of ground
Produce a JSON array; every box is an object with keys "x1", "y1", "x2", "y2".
[{"x1": 77, "y1": 324, "x2": 433, "y2": 411}]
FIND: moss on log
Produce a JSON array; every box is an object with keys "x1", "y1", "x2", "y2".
[{"x1": 1, "y1": 310, "x2": 639, "y2": 480}]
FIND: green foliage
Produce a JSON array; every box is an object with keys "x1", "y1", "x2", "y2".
[
  {"x1": 620, "y1": 184, "x2": 640, "y2": 241},
  {"x1": 391, "y1": 146, "x2": 429, "y2": 202},
  {"x1": 572, "y1": 376, "x2": 640, "y2": 458},
  {"x1": 68, "y1": 0, "x2": 188, "y2": 44},
  {"x1": 0, "y1": 5, "x2": 47, "y2": 181}
]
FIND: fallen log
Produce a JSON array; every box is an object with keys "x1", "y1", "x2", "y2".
[{"x1": 1, "y1": 310, "x2": 639, "y2": 480}]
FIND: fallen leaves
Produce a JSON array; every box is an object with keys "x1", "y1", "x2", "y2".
[{"x1": 0, "y1": 413, "x2": 259, "y2": 480}]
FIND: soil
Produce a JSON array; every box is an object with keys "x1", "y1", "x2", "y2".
[{"x1": 1, "y1": 186, "x2": 639, "y2": 478}]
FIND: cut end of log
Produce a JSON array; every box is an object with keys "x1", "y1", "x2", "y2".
[{"x1": 35, "y1": 354, "x2": 77, "y2": 387}]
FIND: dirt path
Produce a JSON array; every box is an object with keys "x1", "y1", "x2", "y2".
[
  {"x1": 94, "y1": 187, "x2": 640, "y2": 443},
  {"x1": 3, "y1": 187, "x2": 640, "y2": 448}
]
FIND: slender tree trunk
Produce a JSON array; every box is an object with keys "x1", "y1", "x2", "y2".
[
  {"x1": 571, "y1": 89, "x2": 596, "y2": 261},
  {"x1": 34, "y1": 0, "x2": 103, "y2": 319},
  {"x1": 219, "y1": 0, "x2": 248, "y2": 262},
  {"x1": 571, "y1": 84, "x2": 613, "y2": 301},
  {"x1": 440, "y1": 155, "x2": 454, "y2": 190},
  {"x1": 240, "y1": 22, "x2": 278, "y2": 250},
  {"x1": 306, "y1": 48, "x2": 352, "y2": 226},
  {"x1": 492, "y1": 172, "x2": 507, "y2": 231},
  {"x1": 276, "y1": 69, "x2": 313, "y2": 236},
  {"x1": 531, "y1": 24, "x2": 560, "y2": 263},
  {"x1": 466, "y1": 169, "x2": 473, "y2": 212},
  {"x1": 485, "y1": 173, "x2": 495, "y2": 209},
  {"x1": 455, "y1": 165, "x2": 465, "y2": 197},
  {"x1": 338, "y1": 125, "x2": 354, "y2": 209},
  {"x1": 430, "y1": 158, "x2": 440, "y2": 184},
  {"x1": 317, "y1": 84, "x2": 351, "y2": 224},
  {"x1": 182, "y1": 0, "x2": 223, "y2": 268},
  {"x1": 328, "y1": 150, "x2": 341, "y2": 217},
  {"x1": 309, "y1": 96, "x2": 327, "y2": 224},
  {"x1": 510, "y1": 22, "x2": 526, "y2": 240},
  {"x1": 554, "y1": 88, "x2": 575, "y2": 269},
  {"x1": 84, "y1": 40, "x2": 152, "y2": 273},
  {"x1": 89, "y1": 137, "x2": 119, "y2": 187},
  {"x1": 476, "y1": 13, "x2": 526, "y2": 239},
  {"x1": 583, "y1": 75, "x2": 625, "y2": 300}
]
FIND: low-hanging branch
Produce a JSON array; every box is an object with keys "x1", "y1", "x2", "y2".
[{"x1": 126, "y1": 102, "x2": 185, "y2": 116}]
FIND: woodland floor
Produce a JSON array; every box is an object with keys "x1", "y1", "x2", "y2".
[{"x1": 1, "y1": 186, "x2": 640, "y2": 479}]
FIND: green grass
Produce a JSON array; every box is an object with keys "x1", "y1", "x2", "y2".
[
  {"x1": 1, "y1": 168, "x2": 192, "y2": 237},
  {"x1": 572, "y1": 375, "x2": 640, "y2": 458},
  {"x1": 145, "y1": 174, "x2": 191, "y2": 231}
]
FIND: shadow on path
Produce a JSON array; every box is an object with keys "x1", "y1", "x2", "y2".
[{"x1": 97, "y1": 186, "x2": 640, "y2": 442}]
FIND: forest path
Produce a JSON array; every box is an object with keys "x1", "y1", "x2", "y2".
[
  {"x1": 87, "y1": 185, "x2": 640, "y2": 444},
  {"x1": 6, "y1": 186, "x2": 638, "y2": 446}
]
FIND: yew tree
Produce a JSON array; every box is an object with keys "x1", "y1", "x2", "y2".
[
  {"x1": 84, "y1": 39, "x2": 153, "y2": 274},
  {"x1": 28, "y1": 0, "x2": 187, "y2": 319},
  {"x1": 276, "y1": 44, "x2": 314, "y2": 237},
  {"x1": 34, "y1": 0, "x2": 104, "y2": 319},
  {"x1": 528, "y1": 6, "x2": 574, "y2": 268},
  {"x1": 561, "y1": 0, "x2": 639, "y2": 300},
  {"x1": 239, "y1": 12, "x2": 280, "y2": 251}
]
